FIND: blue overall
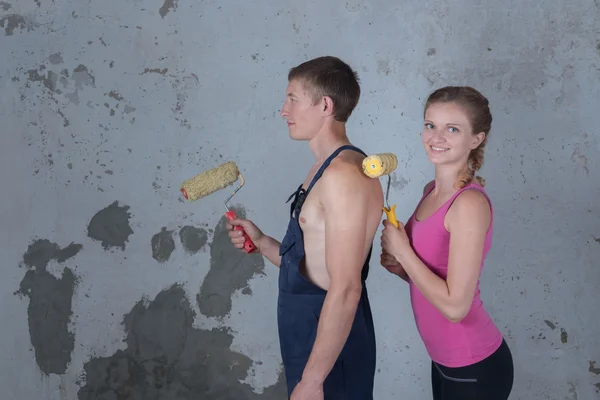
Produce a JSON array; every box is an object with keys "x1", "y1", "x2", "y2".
[{"x1": 277, "y1": 145, "x2": 376, "y2": 399}]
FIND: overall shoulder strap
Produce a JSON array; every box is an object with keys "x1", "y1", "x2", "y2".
[
  {"x1": 286, "y1": 145, "x2": 366, "y2": 220},
  {"x1": 306, "y1": 145, "x2": 366, "y2": 193}
]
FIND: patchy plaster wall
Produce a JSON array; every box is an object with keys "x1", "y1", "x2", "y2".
[{"x1": 1, "y1": 1, "x2": 599, "y2": 399}]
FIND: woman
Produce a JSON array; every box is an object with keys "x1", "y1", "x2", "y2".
[{"x1": 380, "y1": 86, "x2": 514, "y2": 400}]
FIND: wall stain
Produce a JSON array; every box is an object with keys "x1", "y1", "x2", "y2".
[
  {"x1": 571, "y1": 143, "x2": 589, "y2": 175},
  {"x1": 57, "y1": 109, "x2": 69, "y2": 127},
  {"x1": 48, "y1": 53, "x2": 63, "y2": 65},
  {"x1": 390, "y1": 172, "x2": 408, "y2": 191},
  {"x1": 151, "y1": 227, "x2": 175, "y2": 263},
  {"x1": 198, "y1": 206, "x2": 266, "y2": 318},
  {"x1": 77, "y1": 285, "x2": 286, "y2": 399},
  {"x1": 0, "y1": 2, "x2": 11, "y2": 11},
  {"x1": 179, "y1": 225, "x2": 208, "y2": 254},
  {"x1": 171, "y1": 73, "x2": 199, "y2": 129},
  {"x1": 87, "y1": 201, "x2": 134, "y2": 251},
  {"x1": 26, "y1": 68, "x2": 61, "y2": 93},
  {"x1": 567, "y1": 381, "x2": 578, "y2": 400},
  {"x1": 103, "y1": 90, "x2": 136, "y2": 120},
  {"x1": 159, "y1": 0, "x2": 177, "y2": 18},
  {"x1": 544, "y1": 320, "x2": 556, "y2": 329},
  {"x1": 140, "y1": 67, "x2": 168, "y2": 75},
  {"x1": 532, "y1": 332, "x2": 546, "y2": 340},
  {"x1": 72, "y1": 64, "x2": 96, "y2": 89},
  {"x1": 106, "y1": 90, "x2": 124, "y2": 101},
  {"x1": 345, "y1": 2, "x2": 361, "y2": 12},
  {"x1": 24, "y1": 62, "x2": 95, "y2": 105},
  {"x1": 377, "y1": 59, "x2": 392, "y2": 76},
  {"x1": 554, "y1": 64, "x2": 575, "y2": 107},
  {"x1": 0, "y1": 13, "x2": 30, "y2": 35},
  {"x1": 14, "y1": 239, "x2": 82, "y2": 375},
  {"x1": 560, "y1": 327, "x2": 568, "y2": 344},
  {"x1": 589, "y1": 361, "x2": 600, "y2": 375}
]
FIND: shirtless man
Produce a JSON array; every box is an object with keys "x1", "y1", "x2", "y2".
[{"x1": 227, "y1": 56, "x2": 383, "y2": 400}]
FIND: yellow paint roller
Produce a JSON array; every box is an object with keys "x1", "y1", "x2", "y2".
[
  {"x1": 180, "y1": 161, "x2": 257, "y2": 253},
  {"x1": 362, "y1": 152, "x2": 399, "y2": 228}
]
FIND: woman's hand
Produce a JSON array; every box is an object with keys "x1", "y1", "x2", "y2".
[{"x1": 380, "y1": 220, "x2": 412, "y2": 262}]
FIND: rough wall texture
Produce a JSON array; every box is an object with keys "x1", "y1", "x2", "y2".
[{"x1": 1, "y1": 1, "x2": 599, "y2": 399}]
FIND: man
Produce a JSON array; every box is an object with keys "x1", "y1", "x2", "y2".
[{"x1": 227, "y1": 56, "x2": 383, "y2": 399}]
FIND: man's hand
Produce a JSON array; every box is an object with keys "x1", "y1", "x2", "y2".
[
  {"x1": 380, "y1": 250, "x2": 409, "y2": 282},
  {"x1": 290, "y1": 379, "x2": 324, "y2": 400},
  {"x1": 226, "y1": 218, "x2": 283, "y2": 268},
  {"x1": 226, "y1": 218, "x2": 265, "y2": 252}
]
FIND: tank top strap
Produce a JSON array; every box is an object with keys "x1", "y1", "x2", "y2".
[
  {"x1": 417, "y1": 181, "x2": 436, "y2": 207},
  {"x1": 440, "y1": 182, "x2": 491, "y2": 217}
]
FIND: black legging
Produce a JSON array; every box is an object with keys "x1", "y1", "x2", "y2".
[{"x1": 431, "y1": 339, "x2": 514, "y2": 399}]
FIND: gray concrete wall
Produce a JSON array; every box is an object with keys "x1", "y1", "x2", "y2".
[{"x1": 1, "y1": 0, "x2": 599, "y2": 399}]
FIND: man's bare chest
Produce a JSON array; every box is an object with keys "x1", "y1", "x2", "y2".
[{"x1": 298, "y1": 191, "x2": 325, "y2": 235}]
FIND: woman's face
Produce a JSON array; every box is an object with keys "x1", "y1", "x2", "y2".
[{"x1": 421, "y1": 101, "x2": 485, "y2": 166}]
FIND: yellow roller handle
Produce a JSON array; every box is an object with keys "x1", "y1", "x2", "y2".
[{"x1": 383, "y1": 204, "x2": 399, "y2": 228}]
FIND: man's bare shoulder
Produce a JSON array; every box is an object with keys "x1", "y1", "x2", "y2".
[
  {"x1": 321, "y1": 154, "x2": 374, "y2": 188},
  {"x1": 317, "y1": 153, "x2": 384, "y2": 205}
]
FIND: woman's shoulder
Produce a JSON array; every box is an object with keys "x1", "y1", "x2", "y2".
[{"x1": 447, "y1": 184, "x2": 492, "y2": 232}]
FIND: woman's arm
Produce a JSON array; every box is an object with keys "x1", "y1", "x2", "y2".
[{"x1": 398, "y1": 189, "x2": 491, "y2": 322}]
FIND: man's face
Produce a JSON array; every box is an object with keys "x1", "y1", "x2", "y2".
[{"x1": 280, "y1": 79, "x2": 324, "y2": 141}]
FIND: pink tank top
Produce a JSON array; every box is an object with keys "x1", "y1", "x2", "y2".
[{"x1": 404, "y1": 182, "x2": 503, "y2": 367}]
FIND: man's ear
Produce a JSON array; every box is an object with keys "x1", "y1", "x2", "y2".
[{"x1": 321, "y1": 95, "x2": 335, "y2": 117}]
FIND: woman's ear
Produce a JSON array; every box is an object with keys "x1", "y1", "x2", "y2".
[{"x1": 470, "y1": 132, "x2": 486, "y2": 149}]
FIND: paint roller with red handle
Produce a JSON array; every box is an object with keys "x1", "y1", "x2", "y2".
[{"x1": 180, "y1": 161, "x2": 257, "y2": 253}]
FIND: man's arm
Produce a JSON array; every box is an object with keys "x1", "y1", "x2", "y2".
[
  {"x1": 258, "y1": 235, "x2": 282, "y2": 267},
  {"x1": 300, "y1": 164, "x2": 372, "y2": 384}
]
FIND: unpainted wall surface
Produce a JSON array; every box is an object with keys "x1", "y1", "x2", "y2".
[{"x1": 1, "y1": 0, "x2": 599, "y2": 399}]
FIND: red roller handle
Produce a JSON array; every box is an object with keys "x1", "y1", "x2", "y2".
[{"x1": 225, "y1": 210, "x2": 257, "y2": 253}]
